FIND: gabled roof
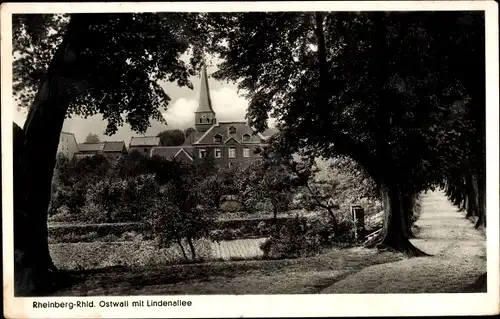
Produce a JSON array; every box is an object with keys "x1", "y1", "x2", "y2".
[
  {"x1": 78, "y1": 141, "x2": 126, "y2": 153},
  {"x1": 183, "y1": 130, "x2": 203, "y2": 146},
  {"x1": 224, "y1": 137, "x2": 241, "y2": 144},
  {"x1": 174, "y1": 148, "x2": 194, "y2": 161},
  {"x1": 78, "y1": 142, "x2": 105, "y2": 152},
  {"x1": 196, "y1": 65, "x2": 215, "y2": 114},
  {"x1": 150, "y1": 146, "x2": 194, "y2": 160},
  {"x1": 193, "y1": 122, "x2": 264, "y2": 145},
  {"x1": 129, "y1": 136, "x2": 160, "y2": 147},
  {"x1": 103, "y1": 141, "x2": 126, "y2": 152}
]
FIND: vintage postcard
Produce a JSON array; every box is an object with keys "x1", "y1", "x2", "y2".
[{"x1": 2, "y1": 1, "x2": 499, "y2": 318}]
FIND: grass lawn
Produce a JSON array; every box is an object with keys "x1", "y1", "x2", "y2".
[{"x1": 50, "y1": 247, "x2": 403, "y2": 296}]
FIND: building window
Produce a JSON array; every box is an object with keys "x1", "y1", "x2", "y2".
[
  {"x1": 242, "y1": 134, "x2": 251, "y2": 142},
  {"x1": 228, "y1": 147, "x2": 236, "y2": 158},
  {"x1": 215, "y1": 148, "x2": 222, "y2": 158},
  {"x1": 199, "y1": 149, "x2": 207, "y2": 158},
  {"x1": 243, "y1": 147, "x2": 250, "y2": 158},
  {"x1": 213, "y1": 134, "x2": 223, "y2": 143},
  {"x1": 144, "y1": 148, "x2": 148, "y2": 153},
  {"x1": 206, "y1": 117, "x2": 211, "y2": 123},
  {"x1": 199, "y1": 118, "x2": 203, "y2": 123},
  {"x1": 228, "y1": 126, "x2": 236, "y2": 135}
]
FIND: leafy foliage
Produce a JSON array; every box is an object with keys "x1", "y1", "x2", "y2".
[
  {"x1": 13, "y1": 13, "x2": 211, "y2": 134},
  {"x1": 233, "y1": 159, "x2": 297, "y2": 218},
  {"x1": 84, "y1": 133, "x2": 100, "y2": 143},
  {"x1": 260, "y1": 214, "x2": 356, "y2": 259},
  {"x1": 157, "y1": 129, "x2": 186, "y2": 146},
  {"x1": 149, "y1": 161, "x2": 220, "y2": 260},
  {"x1": 201, "y1": 11, "x2": 486, "y2": 251}
]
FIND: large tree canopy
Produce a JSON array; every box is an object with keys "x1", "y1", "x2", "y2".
[
  {"x1": 157, "y1": 129, "x2": 186, "y2": 146},
  {"x1": 11, "y1": 11, "x2": 486, "y2": 296},
  {"x1": 12, "y1": 12, "x2": 211, "y2": 296},
  {"x1": 203, "y1": 11, "x2": 485, "y2": 254},
  {"x1": 13, "y1": 13, "x2": 211, "y2": 134}
]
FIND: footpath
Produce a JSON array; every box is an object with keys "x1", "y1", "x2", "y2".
[{"x1": 322, "y1": 190, "x2": 487, "y2": 293}]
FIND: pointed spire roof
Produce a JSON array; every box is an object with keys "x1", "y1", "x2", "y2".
[{"x1": 196, "y1": 64, "x2": 215, "y2": 113}]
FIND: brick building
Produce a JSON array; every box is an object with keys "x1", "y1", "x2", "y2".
[
  {"x1": 57, "y1": 131, "x2": 79, "y2": 160},
  {"x1": 150, "y1": 66, "x2": 277, "y2": 166},
  {"x1": 74, "y1": 141, "x2": 127, "y2": 162},
  {"x1": 128, "y1": 136, "x2": 160, "y2": 157}
]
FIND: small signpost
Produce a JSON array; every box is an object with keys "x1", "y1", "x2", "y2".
[{"x1": 351, "y1": 205, "x2": 365, "y2": 240}]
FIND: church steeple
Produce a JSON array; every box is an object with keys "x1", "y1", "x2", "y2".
[{"x1": 195, "y1": 64, "x2": 216, "y2": 132}]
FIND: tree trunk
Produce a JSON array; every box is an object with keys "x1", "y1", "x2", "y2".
[
  {"x1": 176, "y1": 238, "x2": 189, "y2": 261},
  {"x1": 14, "y1": 15, "x2": 91, "y2": 296},
  {"x1": 475, "y1": 173, "x2": 486, "y2": 228},
  {"x1": 400, "y1": 191, "x2": 414, "y2": 239},
  {"x1": 459, "y1": 188, "x2": 467, "y2": 212},
  {"x1": 465, "y1": 173, "x2": 479, "y2": 218},
  {"x1": 187, "y1": 237, "x2": 197, "y2": 260},
  {"x1": 366, "y1": 181, "x2": 429, "y2": 257}
]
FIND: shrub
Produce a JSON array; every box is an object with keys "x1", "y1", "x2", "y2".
[
  {"x1": 48, "y1": 209, "x2": 75, "y2": 223},
  {"x1": 260, "y1": 216, "x2": 317, "y2": 259},
  {"x1": 220, "y1": 200, "x2": 244, "y2": 213},
  {"x1": 48, "y1": 222, "x2": 147, "y2": 239},
  {"x1": 260, "y1": 213, "x2": 358, "y2": 259}
]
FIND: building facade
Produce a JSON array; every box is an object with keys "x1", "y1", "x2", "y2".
[
  {"x1": 74, "y1": 141, "x2": 127, "y2": 162},
  {"x1": 149, "y1": 66, "x2": 277, "y2": 166},
  {"x1": 57, "y1": 132, "x2": 79, "y2": 160},
  {"x1": 128, "y1": 136, "x2": 160, "y2": 157}
]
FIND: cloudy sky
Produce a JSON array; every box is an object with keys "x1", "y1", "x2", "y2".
[{"x1": 13, "y1": 63, "x2": 272, "y2": 144}]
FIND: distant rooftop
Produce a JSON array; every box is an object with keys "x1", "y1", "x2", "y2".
[
  {"x1": 129, "y1": 136, "x2": 160, "y2": 147},
  {"x1": 78, "y1": 143, "x2": 105, "y2": 152},
  {"x1": 78, "y1": 141, "x2": 126, "y2": 153},
  {"x1": 103, "y1": 141, "x2": 126, "y2": 152},
  {"x1": 150, "y1": 146, "x2": 193, "y2": 160}
]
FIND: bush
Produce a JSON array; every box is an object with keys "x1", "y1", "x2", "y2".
[
  {"x1": 48, "y1": 208, "x2": 75, "y2": 223},
  {"x1": 220, "y1": 200, "x2": 245, "y2": 212},
  {"x1": 48, "y1": 222, "x2": 148, "y2": 239},
  {"x1": 260, "y1": 216, "x2": 318, "y2": 259},
  {"x1": 259, "y1": 214, "x2": 358, "y2": 259}
]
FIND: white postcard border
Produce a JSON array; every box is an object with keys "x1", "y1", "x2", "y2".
[{"x1": 2, "y1": 1, "x2": 499, "y2": 318}]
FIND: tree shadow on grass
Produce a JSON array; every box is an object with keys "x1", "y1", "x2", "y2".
[{"x1": 460, "y1": 272, "x2": 487, "y2": 293}]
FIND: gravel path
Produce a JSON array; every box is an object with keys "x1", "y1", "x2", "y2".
[{"x1": 322, "y1": 190, "x2": 487, "y2": 293}]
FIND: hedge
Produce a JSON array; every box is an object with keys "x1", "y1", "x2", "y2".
[
  {"x1": 48, "y1": 216, "x2": 300, "y2": 242},
  {"x1": 48, "y1": 222, "x2": 149, "y2": 238}
]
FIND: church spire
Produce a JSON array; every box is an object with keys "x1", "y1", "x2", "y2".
[
  {"x1": 196, "y1": 63, "x2": 214, "y2": 113},
  {"x1": 194, "y1": 63, "x2": 217, "y2": 132}
]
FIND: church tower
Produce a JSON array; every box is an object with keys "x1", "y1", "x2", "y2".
[{"x1": 194, "y1": 65, "x2": 216, "y2": 132}]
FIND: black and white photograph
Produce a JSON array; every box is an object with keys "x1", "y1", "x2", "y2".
[{"x1": 2, "y1": 1, "x2": 499, "y2": 318}]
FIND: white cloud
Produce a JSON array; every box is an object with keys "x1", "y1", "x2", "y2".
[
  {"x1": 162, "y1": 97, "x2": 198, "y2": 129},
  {"x1": 12, "y1": 68, "x2": 276, "y2": 144},
  {"x1": 211, "y1": 87, "x2": 249, "y2": 122},
  {"x1": 162, "y1": 86, "x2": 249, "y2": 128}
]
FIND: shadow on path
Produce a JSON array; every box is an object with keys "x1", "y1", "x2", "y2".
[{"x1": 321, "y1": 190, "x2": 487, "y2": 293}]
